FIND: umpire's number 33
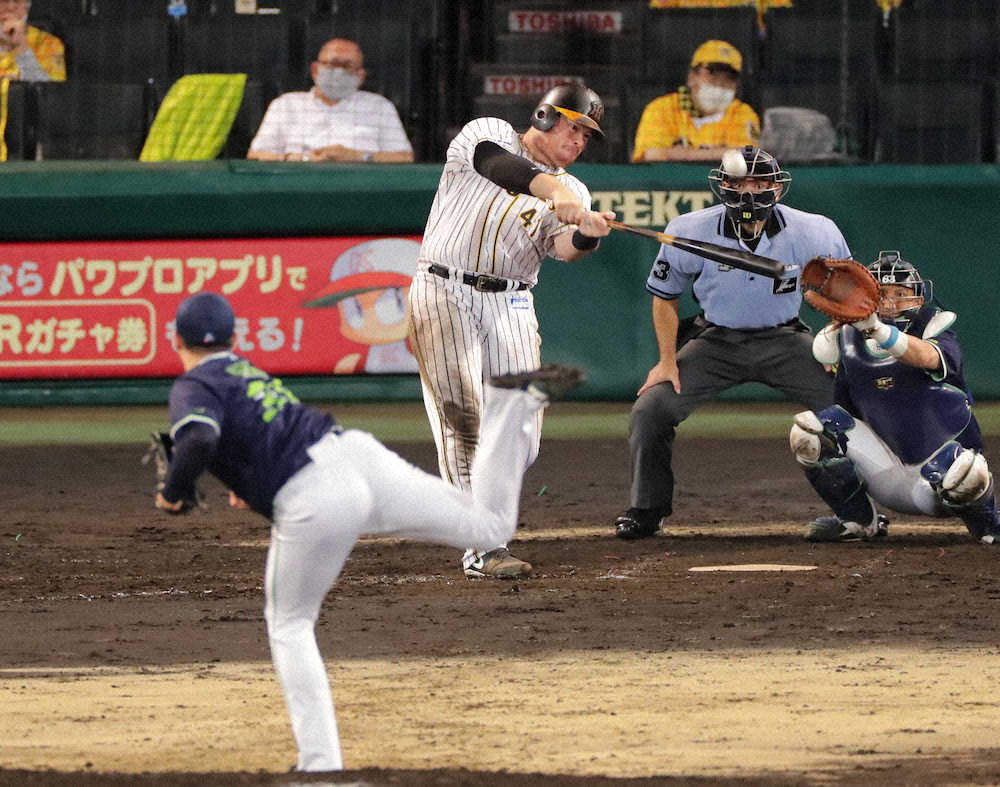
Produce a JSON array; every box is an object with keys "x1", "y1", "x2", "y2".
[{"x1": 652, "y1": 259, "x2": 670, "y2": 280}]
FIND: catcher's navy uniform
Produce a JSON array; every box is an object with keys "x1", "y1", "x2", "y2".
[
  {"x1": 794, "y1": 303, "x2": 999, "y2": 541},
  {"x1": 834, "y1": 309, "x2": 982, "y2": 465},
  {"x1": 161, "y1": 326, "x2": 548, "y2": 771}
]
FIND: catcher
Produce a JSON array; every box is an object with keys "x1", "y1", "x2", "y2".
[{"x1": 791, "y1": 250, "x2": 1000, "y2": 544}]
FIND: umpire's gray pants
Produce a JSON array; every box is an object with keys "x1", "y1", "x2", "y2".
[{"x1": 628, "y1": 324, "x2": 835, "y2": 515}]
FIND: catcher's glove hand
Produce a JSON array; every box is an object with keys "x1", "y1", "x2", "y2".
[
  {"x1": 800, "y1": 256, "x2": 880, "y2": 323},
  {"x1": 141, "y1": 431, "x2": 206, "y2": 514}
]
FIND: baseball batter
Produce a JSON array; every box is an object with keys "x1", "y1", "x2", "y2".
[
  {"x1": 409, "y1": 83, "x2": 614, "y2": 578},
  {"x1": 154, "y1": 291, "x2": 584, "y2": 771},
  {"x1": 615, "y1": 145, "x2": 850, "y2": 540},
  {"x1": 790, "y1": 251, "x2": 1000, "y2": 543}
]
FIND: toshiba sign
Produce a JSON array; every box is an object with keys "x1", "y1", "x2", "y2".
[
  {"x1": 483, "y1": 75, "x2": 584, "y2": 95},
  {"x1": 507, "y1": 11, "x2": 624, "y2": 33}
]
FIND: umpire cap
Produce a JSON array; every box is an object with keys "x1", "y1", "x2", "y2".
[
  {"x1": 530, "y1": 83, "x2": 605, "y2": 138},
  {"x1": 175, "y1": 292, "x2": 235, "y2": 347}
]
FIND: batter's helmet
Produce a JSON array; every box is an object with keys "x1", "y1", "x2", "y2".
[
  {"x1": 530, "y1": 83, "x2": 605, "y2": 138},
  {"x1": 867, "y1": 250, "x2": 932, "y2": 328},
  {"x1": 708, "y1": 145, "x2": 791, "y2": 231}
]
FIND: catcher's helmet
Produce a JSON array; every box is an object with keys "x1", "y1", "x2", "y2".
[
  {"x1": 708, "y1": 146, "x2": 791, "y2": 234},
  {"x1": 530, "y1": 83, "x2": 605, "y2": 138},
  {"x1": 867, "y1": 250, "x2": 931, "y2": 328}
]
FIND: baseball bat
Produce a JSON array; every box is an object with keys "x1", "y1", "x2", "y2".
[{"x1": 607, "y1": 219, "x2": 794, "y2": 280}]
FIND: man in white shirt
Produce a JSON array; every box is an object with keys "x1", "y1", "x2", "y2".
[{"x1": 247, "y1": 37, "x2": 414, "y2": 163}]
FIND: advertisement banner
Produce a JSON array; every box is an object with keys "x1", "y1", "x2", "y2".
[{"x1": 0, "y1": 235, "x2": 423, "y2": 380}]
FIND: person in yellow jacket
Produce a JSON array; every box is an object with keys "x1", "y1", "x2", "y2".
[
  {"x1": 0, "y1": 0, "x2": 65, "y2": 82},
  {"x1": 632, "y1": 39, "x2": 758, "y2": 163}
]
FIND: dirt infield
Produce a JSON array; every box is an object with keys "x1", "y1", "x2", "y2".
[{"x1": 3, "y1": 427, "x2": 1000, "y2": 787}]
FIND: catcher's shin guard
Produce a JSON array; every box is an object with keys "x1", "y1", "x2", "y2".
[{"x1": 803, "y1": 456, "x2": 877, "y2": 530}]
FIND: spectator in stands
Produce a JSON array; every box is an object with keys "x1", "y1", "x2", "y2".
[
  {"x1": 0, "y1": 0, "x2": 65, "y2": 81},
  {"x1": 632, "y1": 39, "x2": 758, "y2": 163},
  {"x1": 248, "y1": 37, "x2": 413, "y2": 163}
]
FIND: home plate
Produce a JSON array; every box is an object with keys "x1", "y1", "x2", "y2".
[{"x1": 688, "y1": 564, "x2": 818, "y2": 573}]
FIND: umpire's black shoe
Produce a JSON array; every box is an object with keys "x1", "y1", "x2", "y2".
[{"x1": 614, "y1": 507, "x2": 663, "y2": 540}]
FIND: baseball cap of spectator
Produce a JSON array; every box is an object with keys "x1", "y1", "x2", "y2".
[
  {"x1": 690, "y1": 40, "x2": 742, "y2": 73},
  {"x1": 175, "y1": 292, "x2": 235, "y2": 347}
]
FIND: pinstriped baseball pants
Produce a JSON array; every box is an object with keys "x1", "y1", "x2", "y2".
[{"x1": 408, "y1": 265, "x2": 543, "y2": 567}]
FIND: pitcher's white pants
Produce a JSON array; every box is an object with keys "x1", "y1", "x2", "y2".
[{"x1": 264, "y1": 385, "x2": 542, "y2": 771}]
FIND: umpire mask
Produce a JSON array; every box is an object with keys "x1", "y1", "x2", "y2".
[{"x1": 315, "y1": 66, "x2": 361, "y2": 101}]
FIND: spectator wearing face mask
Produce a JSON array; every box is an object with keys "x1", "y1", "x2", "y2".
[
  {"x1": 631, "y1": 40, "x2": 759, "y2": 163},
  {"x1": 247, "y1": 37, "x2": 414, "y2": 162}
]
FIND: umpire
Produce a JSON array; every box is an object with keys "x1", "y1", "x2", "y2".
[{"x1": 615, "y1": 145, "x2": 850, "y2": 539}]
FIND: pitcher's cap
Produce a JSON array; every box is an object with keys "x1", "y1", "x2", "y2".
[{"x1": 175, "y1": 292, "x2": 235, "y2": 347}]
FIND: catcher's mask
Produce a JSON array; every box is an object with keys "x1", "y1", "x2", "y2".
[
  {"x1": 867, "y1": 250, "x2": 931, "y2": 329},
  {"x1": 709, "y1": 145, "x2": 791, "y2": 238},
  {"x1": 530, "y1": 83, "x2": 605, "y2": 139}
]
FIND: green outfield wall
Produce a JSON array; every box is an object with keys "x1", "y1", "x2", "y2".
[{"x1": 1, "y1": 161, "x2": 998, "y2": 404}]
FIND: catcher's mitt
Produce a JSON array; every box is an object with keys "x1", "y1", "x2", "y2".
[
  {"x1": 800, "y1": 256, "x2": 880, "y2": 322},
  {"x1": 141, "y1": 431, "x2": 205, "y2": 514}
]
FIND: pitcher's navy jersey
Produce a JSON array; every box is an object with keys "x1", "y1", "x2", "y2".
[
  {"x1": 834, "y1": 308, "x2": 983, "y2": 465},
  {"x1": 168, "y1": 351, "x2": 336, "y2": 518}
]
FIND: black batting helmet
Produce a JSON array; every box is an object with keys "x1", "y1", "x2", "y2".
[{"x1": 530, "y1": 83, "x2": 605, "y2": 138}]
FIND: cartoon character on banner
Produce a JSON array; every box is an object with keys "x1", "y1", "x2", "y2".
[{"x1": 304, "y1": 237, "x2": 420, "y2": 374}]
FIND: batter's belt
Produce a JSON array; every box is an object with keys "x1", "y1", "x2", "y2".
[{"x1": 426, "y1": 263, "x2": 530, "y2": 293}]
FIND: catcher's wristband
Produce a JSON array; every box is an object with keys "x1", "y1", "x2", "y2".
[{"x1": 877, "y1": 326, "x2": 909, "y2": 358}]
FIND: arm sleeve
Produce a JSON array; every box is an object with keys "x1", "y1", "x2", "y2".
[
  {"x1": 473, "y1": 140, "x2": 543, "y2": 194},
  {"x1": 161, "y1": 422, "x2": 218, "y2": 503},
  {"x1": 447, "y1": 117, "x2": 518, "y2": 172}
]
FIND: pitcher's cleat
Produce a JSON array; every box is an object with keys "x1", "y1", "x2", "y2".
[
  {"x1": 464, "y1": 547, "x2": 533, "y2": 578},
  {"x1": 489, "y1": 364, "x2": 586, "y2": 401}
]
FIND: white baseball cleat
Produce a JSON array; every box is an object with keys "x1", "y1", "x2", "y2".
[{"x1": 464, "y1": 547, "x2": 533, "y2": 579}]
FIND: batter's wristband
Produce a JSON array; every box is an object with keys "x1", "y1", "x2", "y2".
[
  {"x1": 571, "y1": 230, "x2": 599, "y2": 250},
  {"x1": 877, "y1": 326, "x2": 909, "y2": 357}
]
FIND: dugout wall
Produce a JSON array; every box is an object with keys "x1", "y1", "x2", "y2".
[{"x1": 0, "y1": 161, "x2": 998, "y2": 403}]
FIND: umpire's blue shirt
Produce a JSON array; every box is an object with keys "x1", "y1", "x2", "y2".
[{"x1": 645, "y1": 204, "x2": 851, "y2": 330}]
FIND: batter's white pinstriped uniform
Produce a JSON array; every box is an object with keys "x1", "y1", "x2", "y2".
[{"x1": 409, "y1": 116, "x2": 592, "y2": 570}]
